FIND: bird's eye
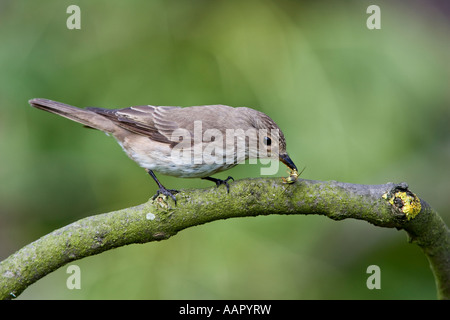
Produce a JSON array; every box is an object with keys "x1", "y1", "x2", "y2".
[{"x1": 263, "y1": 137, "x2": 272, "y2": 146}]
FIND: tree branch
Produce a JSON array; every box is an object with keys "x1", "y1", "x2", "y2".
[{"x1": 0, "y1": 178, "x2": 448, "y2": 299}]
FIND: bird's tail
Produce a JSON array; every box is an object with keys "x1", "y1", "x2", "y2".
[{"x1": 29, "y1": 98, "x2": 119, "y2": 134}]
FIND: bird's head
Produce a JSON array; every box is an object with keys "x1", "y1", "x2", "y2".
[{"x1": 242, "y1": 108, "x2": 298, "y2": 172}]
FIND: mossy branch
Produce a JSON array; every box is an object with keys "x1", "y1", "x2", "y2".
[{"x1": 0, "y1": 178, "x2": 449, "y2": 299}]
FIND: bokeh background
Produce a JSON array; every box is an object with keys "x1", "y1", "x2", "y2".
[{"x1": 0, "y1": 0, "x2": 449, "y2": 299}]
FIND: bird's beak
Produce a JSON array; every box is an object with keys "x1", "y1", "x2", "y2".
[{"x1": 279, "y1": 153, "x2": 298, "y2": 171}]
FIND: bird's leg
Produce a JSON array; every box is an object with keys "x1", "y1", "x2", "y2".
[
  {"x1": 146, "y1": 169, "x2": 178, "y2": 204},
  {"x1": 202, "y1": 176, "x2": 234, "y2": 193}
]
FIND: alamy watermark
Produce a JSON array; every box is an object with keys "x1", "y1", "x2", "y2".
[
  {"x1": 66, "y1": 264, "x2": 81, "y2": 290},
  {"x1": 366, "y1": 5, "x2": 381, "y2": 30},
  {"x1": 169, "y1": 121, "x2": 281, "y2": 175},
  {"x1": 366, "y1": 265, "x2": 381, "y2": 290},
  {"x1": 67, "y1": 5, "x2": 81, "y2": 30}
]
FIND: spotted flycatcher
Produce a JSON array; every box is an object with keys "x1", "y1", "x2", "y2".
[{"x1": 29, "y1": 98, "x2": 298, "y2": 203}]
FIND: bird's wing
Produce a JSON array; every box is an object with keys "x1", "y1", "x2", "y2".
[{"x1": 86, "y1": 105, "x2": 185, "y2": 145}]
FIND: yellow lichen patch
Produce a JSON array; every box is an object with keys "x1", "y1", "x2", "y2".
[{"x1": 384, "y1": 191, "x2": 422, "y2": 220}]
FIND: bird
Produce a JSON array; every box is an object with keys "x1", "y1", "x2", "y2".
[{"x1": 29, "y1": 98, "x2": 298, "y2": 204}]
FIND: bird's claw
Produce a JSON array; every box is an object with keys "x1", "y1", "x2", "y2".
[
  {"x1": 202, "y1": 176, "x2": 234, "y2": 193},
  {"x1": 152, "y1": 187, "x2": 179, "y2": 205}
]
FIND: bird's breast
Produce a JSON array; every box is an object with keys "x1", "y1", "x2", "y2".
[{"x1": 116, "y1": 135, "x2": 240, "y2": 178}]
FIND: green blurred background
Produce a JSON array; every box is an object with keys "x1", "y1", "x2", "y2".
[{"x1": 0, "y1": 0, "x2": 449, "y2": 299}]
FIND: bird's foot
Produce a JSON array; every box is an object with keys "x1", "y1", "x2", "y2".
[
  {"x1": 152, "y1": 187, "x2": 179, "y2": 205},
  {"x1": 202, "y1": 176, "x2": 234, "y2": 193}
]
